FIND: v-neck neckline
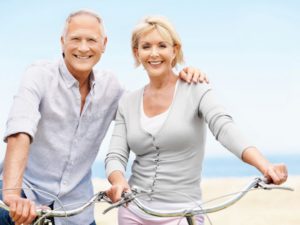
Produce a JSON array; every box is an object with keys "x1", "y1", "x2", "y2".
[{"x1": 138, "y1": 80, "x2": 180, "y2": 137}]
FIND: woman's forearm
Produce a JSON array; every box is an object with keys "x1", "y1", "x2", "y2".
[
  {"x1": 108, "y1": 170, "x2": 127, "y2": 185},
  {"x1": 241, "y1": 146, "x2": 271, "y2": 174},
  {"x1": 241, "y1": 146, "x2": 288, "y2": 184}
]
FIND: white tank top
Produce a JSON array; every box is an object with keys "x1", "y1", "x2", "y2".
[{"x1": 140, "y1": 82, "x2": 178, "y2": 135}]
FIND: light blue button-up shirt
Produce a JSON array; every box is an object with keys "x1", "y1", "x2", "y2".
[{"x1": 3, "y1": 59, "x2": 124, "y2": 225}]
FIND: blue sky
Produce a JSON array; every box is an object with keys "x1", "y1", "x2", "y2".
[{"x1": 0, "y1": 1, "x2": 299, "y2": 161}]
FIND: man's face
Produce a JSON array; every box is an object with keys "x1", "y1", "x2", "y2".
[{"x1": 61, "y1": 14, "x2": 107, "y2": 77}]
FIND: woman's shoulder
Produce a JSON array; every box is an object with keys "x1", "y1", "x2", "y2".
[
  {"x1": 178, "y1": 79, "x2": 212, "y2": 97},
  {"x1": 118, "y1": 87, "x2": 143, "y2": 108}
]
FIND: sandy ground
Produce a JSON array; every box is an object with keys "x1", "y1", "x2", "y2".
[{"x1": 92, "y1": 176, "x2": 299, "y2": 225}]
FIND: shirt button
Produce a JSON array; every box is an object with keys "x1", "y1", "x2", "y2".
[{"x1": 156, "y1": 146, "x2": 159, "y2": 150}]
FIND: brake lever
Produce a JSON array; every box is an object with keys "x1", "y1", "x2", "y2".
[
  {"x1": 102, "y1": 192, "x2": 135, "y2": 214},
  {"x1": 256, "y1": 178, "x2": 294, "y2": 191},
  {"x1": 96, "y1": 191, "x2": 113, "y2": 204}
]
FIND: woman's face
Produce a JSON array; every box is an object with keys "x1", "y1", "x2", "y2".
[{"x1": 135, "y1": 29, "x2": 177, "y2": 77}]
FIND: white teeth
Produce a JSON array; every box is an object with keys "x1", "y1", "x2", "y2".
[
  {"x1": 149, "y1": 61, "x2": 162, "y2": 65},
  {"x1": 76, "y1": 55, "x2": 90, "y2": 59}
]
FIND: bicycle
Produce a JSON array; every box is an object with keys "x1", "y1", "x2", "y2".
[
  {"x1": 0, "y1": 189, "x2": 113, "y2": 225},
  {"x1": 0, "y1": 177, "x2": 294, "y2": 225}
]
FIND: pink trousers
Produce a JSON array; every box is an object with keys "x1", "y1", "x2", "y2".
[{"x1": 118, "y1": 206, "x2": 204, "y2": 225}]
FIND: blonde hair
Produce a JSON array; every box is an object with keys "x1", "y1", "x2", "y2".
[
  {"x1": 131, "y1": 16, "x2": 184, "y2": 67},
  {"x1": 62, "y1": 9, "x2": 105, "y2": 38}
]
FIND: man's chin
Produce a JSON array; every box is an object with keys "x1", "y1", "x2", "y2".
[{"x1": 73, "y1": 64, "x2": 94, "y2": 73}]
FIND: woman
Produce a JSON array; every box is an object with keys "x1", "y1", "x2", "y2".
[{"x1": 105, "y1": 16, "x2": 288, "y2": 225}]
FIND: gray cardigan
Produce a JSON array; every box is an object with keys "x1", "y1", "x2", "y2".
[{"x1": 105, "y1": 81, "x2": 252, "y2": 204}]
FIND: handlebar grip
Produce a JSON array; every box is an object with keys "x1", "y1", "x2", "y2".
[{"x1": 0, "y1": 200, "x2": 10, "y2": 211}]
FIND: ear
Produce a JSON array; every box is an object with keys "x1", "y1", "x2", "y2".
[
  {"x1": 134, "y1": 47, "x2": 139, "y2": 59},
  {"x1": 101, "y1": 36, "x2": 108, "y2": 53},
  {"x1": 60, "y1": 36, "x2": 65, "y2": 53},
  {"x1": 172, "y1": 44, "x2": 179, "y2": 59},
  {"x1": 133, "y1": 48, "x2": 141, "y2": 64}
]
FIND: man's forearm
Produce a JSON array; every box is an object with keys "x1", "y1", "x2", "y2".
[{"x1": 3, "y1": 133, "x2": 31, "y2": 197}]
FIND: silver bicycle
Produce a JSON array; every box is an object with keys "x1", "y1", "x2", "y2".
[
  {"x1": 103, "y1": 177, "x2": 294, "y2": 225},
  {"x1": 0, "y1": 177, "x2": 294, "y2": 225}
]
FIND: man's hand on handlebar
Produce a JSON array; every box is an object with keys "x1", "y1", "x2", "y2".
[{"x1": 4, "y1": 194, "x2": 37, "y2": 225}]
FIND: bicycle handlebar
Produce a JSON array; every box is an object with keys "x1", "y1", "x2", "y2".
[
  {"x1": 104, "y1": 177, "x2": 294, "y2": 217},
  {"x1": 0, "y1": 191, "x2": 110, "y2": 218},
  {"x1": 0, "y1": 177, "x2": 294, "y2": 222}
]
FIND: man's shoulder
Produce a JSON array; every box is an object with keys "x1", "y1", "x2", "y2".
[
  {"x1": 29, "y1": 59, "x2": 59, "y2": 70},
  {"x1": 93, "y1": 69, "x2": 123, "y2": 90},
  {"x1": 93, "y1": 69, "x2": 117, "y2": 81},
  {"x1": 21, "y1": 59, "x2": 60, "y2": 83},
  {"x1": 25, "y1": 59, "x2": 60, "y2": 77}
]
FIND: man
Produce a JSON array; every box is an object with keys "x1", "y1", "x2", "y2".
[{"x1": 0, "y1": 10, "x2": 208, "y2": 225}]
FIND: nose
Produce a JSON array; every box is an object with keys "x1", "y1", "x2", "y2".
[
  {"x1": 150, "y1": 47, "x2": 159, "y2": 57},
  {"x1": 78, "y1": 40, "x2": 89, "y2": 52}
]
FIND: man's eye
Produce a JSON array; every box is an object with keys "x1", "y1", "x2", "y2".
[
  {"x1": 71, "y1": 37, "x2": 80, "y2": 41},
  {"x1": 88, "y1": 39, "x2": 97, "y2": 42}
]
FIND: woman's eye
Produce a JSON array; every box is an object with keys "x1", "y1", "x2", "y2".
[{"x1": 142, "y1": 45, "x2": 150, "y2": 49}]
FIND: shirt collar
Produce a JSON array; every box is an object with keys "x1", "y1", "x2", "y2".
[
  {"x1": 59, "y1": 58, "x2": 77, "y2": 88},
  {"x1": 59, "y1": 58, "x2": 96, "y2": 92},
  {"x1": 89, "y1": 71, "x2": 96, "y2": 96}
]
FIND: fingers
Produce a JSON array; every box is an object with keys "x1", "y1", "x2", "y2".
[
  {"x1": 264, "y1": 163, "x2": 288, "y2": 185},
  {"x1": 202, "y1": 73, "x2": 209, "y2": 84},
  {"x1": 8, "y1": 200, "x2": 17, "y2": 220},
  {"x1": 106, "y1": 183, "x2": 131, "y2": 203},
  {"x1": 198, "y1": 72, "x2": 209, "y2": 83},
  {"x1": 24, "y1": 201, "x2": 37, "y2": 225},
  {"x1": 7, "y1": 197, "x2": 36, "y2": 225},
  {"x1": 179, "y1": 67, "x2": 209, "y2": 84},
  {"x1": 184, "y1": 67, "x2": 194, "y2": 83},
  {"x1": 106, "y1": 185, "x2": 124, "y2": 203},
  {"x1": 187, "y1": 67, "x2": 199, "y2": 83},
  {"x1": 179, "y1": 70, "x2": 191, "y2": 83}
]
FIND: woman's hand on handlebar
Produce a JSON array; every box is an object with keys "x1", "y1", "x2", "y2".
[
  {"x1": 107, "y1": 170, "x2": 131, "y2": 203},
  {"x1": 106, "y1": 183, "x2": 131, "y2": 203},
  {"x1": 263, "y1": 163, "x2": 288, "y2": 185}
]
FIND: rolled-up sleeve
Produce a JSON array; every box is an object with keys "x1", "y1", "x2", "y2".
[
  {"x1": 105, "y1": 97, "x2": 130, "y2": 177},
  {"x1": 4, "y1": 66, "x2": 44, "y2": 142},
  {"x1": 199, "y1": 88, "x2": 253, "y2": 159}
]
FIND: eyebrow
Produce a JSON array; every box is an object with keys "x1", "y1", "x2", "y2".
[
  {"x1": 68, "y1": 34, "x2": 100, "y2": 39},
  {"x1": 139, "y1": 41, "x2": 170, "y2": 45}
]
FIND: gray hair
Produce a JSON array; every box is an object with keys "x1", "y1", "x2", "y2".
[{"x1": 62, "y1": 9, "x2": 105, "y2": 38}]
